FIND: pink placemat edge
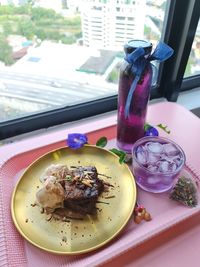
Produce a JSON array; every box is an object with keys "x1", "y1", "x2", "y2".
[
  {"x1": 0, "y1": 175, "x2": 9, "y2": 267},
  {"x1": 0, "y1": 158, "x2": 28, "y2": 267}
]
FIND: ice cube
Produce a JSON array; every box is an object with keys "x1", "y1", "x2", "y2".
[
  {"x1": 146, "y1": 142, "x2": 163, "y2": 154},
  {"x1": 161, "y1": 154, "x2": 174, "y2": 163},
  {"x1": 169, "y1": 162, "x2": 177, "y2": 172},
  {"x1": 163, "y1": 143, "x2": 179, "y2": 156},
  {"x1": 173, "y1": 155, "x2": 183, "y2": 167},
  {"x1": 158, "y1": 160, "x2": 170, "y2": 173},
  {"x1": 148, "y1": 152, "x2": 160, "y2": 164},
  {"x1": 147, "y1": 176, "x2": 161, "y2": 184},
  {"x1": 147, "y1": 165, "x2": 158, "y2": 173},
  {"x1": 136, "y1": 145, "x2": 148, "y2": 165}
]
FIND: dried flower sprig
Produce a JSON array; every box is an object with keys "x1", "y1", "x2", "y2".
[{"x1": 170, "y1": 176, "x2": 198, "y2": 207}]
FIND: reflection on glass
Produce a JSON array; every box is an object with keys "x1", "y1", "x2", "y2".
[
  {"x1": 184, "y1": 20, "x2": 200, "y2": 77},
  {"x1": 0, "y1": 0, "x2": 167, "y2": 123}
]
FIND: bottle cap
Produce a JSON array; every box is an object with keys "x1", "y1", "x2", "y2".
[{"x1": 124, "y1": 39, "x2": 152, "y2": 55}]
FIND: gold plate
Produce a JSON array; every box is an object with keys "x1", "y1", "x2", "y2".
[{"x1": 11, "y1": 145, "x2": 136, "y2": 255}]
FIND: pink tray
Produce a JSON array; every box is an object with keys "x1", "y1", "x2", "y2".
[{"x1": 1, "y1": 138, "x2": 200, "y2": 267}]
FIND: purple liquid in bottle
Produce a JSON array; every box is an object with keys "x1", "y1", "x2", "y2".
[{"x1": 117, "y1": 40, "x2": 153, "y2": 152}]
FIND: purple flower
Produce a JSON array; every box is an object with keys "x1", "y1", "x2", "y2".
[
  {"x1": 67, "y1": 133, "x2": 88, "y2": 149},
  {"x1": 145, "y1": 126, "x2": 159, "y2": 137}
]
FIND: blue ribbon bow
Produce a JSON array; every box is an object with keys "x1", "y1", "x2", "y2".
[{"x1": 124, "y1": 41, "x2": 174, "y2": 118}]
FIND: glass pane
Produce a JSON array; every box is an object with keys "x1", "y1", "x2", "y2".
[
  {"x1": 0, "y1": 0, "x2": 168, "y2": 123},
  {"x1": 184, "y1": 19, "x2": 200, "y2": 77}
]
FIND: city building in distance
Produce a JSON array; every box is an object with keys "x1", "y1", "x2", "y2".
[{"x1": 81, "y1": 0, "x2": 146, "y2": 49}]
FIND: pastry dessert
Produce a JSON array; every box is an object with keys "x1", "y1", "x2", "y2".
[{"x1": 36, "y1": 164, "x2": 105, "y2": 220}]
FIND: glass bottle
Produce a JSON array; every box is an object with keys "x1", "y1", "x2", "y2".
[{"x1": 117, "y1": 40, "x2": 153, "y2": 152}]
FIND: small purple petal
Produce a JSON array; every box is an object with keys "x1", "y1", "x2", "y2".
[
  {"x1": 67, "y1": 133, "x2": 88, "y2": 149},
  {"x1": 145, "y1": 127, "x2": 159, "y2": 137}
]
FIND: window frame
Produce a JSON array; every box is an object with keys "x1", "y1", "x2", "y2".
[
  {"x1": 157, "y1": 0, "x2": 200, "y2": 101},
  {"x1": 0, "y1": 0, "x2": 200, "y2": 140}
]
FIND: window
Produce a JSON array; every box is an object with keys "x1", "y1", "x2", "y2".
[
  {"x1": 116, "y1": 16, "x2": 125, "y2": 20},
  {"x1": 92, "y1": 6, "x2": 102, "y2": 11},
  {"x1": 184, "y1": 20, "x2": 200, "y2": 78},
  {"x1": 1, "y1": 0, "x2": 200, "y2": 140}
]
